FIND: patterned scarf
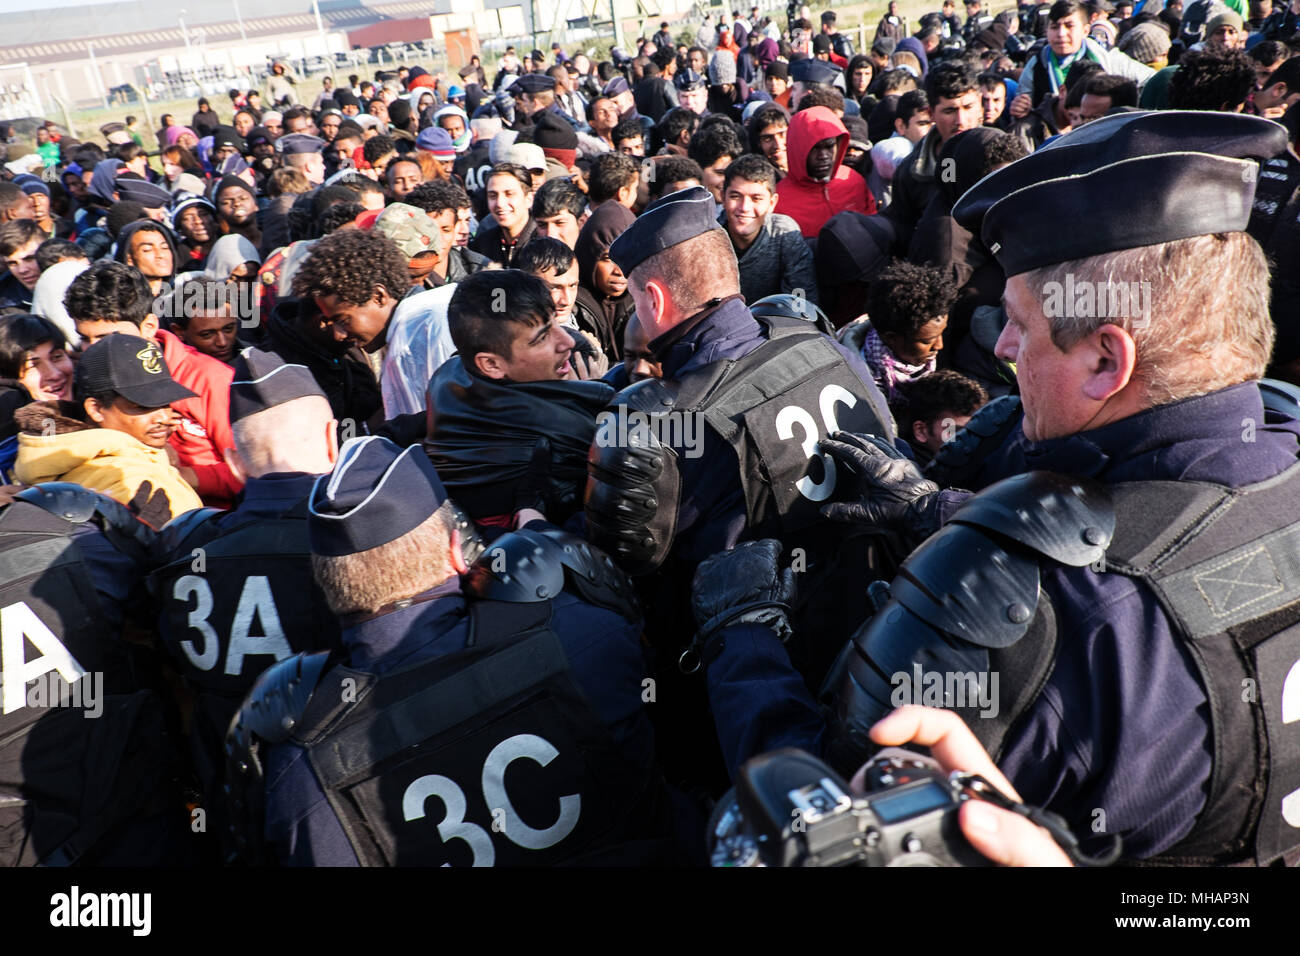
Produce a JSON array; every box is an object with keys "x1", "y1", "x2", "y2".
[{"x1": 862, "y1": 326, "x2": 937, "y2": 403}]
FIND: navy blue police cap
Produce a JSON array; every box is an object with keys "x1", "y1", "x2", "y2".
[
  {"x1": 308, "y1": 437, "x2": 448, "y2": 556},
  {"x1": 674, "y1": 69, "x2": 707, "y2": 92},
  {"x1": 951, "y1": 110, "x2": 1289, "y2": 276},
  {"x1": 790, "y1": 57, "x2": 842, "y2": 87},
  {"x1": 277, "y1": 133, "x2": 327, "y2": 156},
  {"x1": 514, "y1": 73, "x2": 557, "y2": 94},
  {"x1": 608, "y1": 185, "x2": 724, "y2": 278},
  {"x1": 115, "y1": 177, "x2": 172, "y2": 210},
  {"x1": 229, "y1": 347, "x2": 327, "y2": 425},
  {"x1": 601, "y1": 76, "x2": 631, "y2": 97}
]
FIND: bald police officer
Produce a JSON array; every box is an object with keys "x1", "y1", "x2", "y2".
[{"x1": 150, "y1": 349, "x2": 344, "y2": 846}]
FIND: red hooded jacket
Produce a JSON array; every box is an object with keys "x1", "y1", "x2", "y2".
[
  {"x1": 155, "y1": 327, "x2": 242, "y2": 509},
  {"x1": 775, "y1": 106, "x2": 876, "y2": 238}
]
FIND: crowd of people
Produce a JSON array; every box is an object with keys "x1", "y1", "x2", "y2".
[{"x1": 0, "y1": 0, "x2": 1299, "y2": 869}]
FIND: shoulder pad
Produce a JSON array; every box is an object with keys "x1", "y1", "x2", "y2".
[
  {"x1": 465, "y1": 528, "x2": 565, "y2": 602},
  {"x1": 889, "y1": 521, "x2": 1041, "y2": 649},
  {"x1": 14, "y1": 482, "x2": 159, "y2": 559},
  {"x1": 14, "y1": 482, "x2": 104, "y2": 524},
  {"x1": 947, "y1": 471, "x2": 1113, "y2": 568},
  {"x1": 1259, "y1": 378, "x2": 1300, "y2": 420},
  {"x1": 923, "y1": 394, "x2": 1022, "y2": 487},
  {"x1": 465, "y1": 527, "x2": 641, "y2": 621},
  {"x1": 533, "y1": 526, "x2": 641, "y2": 621},
  {"x1": 229, "y1": 651, "x2": 331, "y2": 747},
  {"x1": 156, "y1": 507, "x2": 225, "y2": 560}
]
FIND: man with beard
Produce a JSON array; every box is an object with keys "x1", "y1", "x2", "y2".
[{"x1": 213, "y1": 176, "x2": 263, "y2": 251}]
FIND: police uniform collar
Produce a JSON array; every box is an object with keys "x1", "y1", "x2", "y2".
[
  {"x1": 1017, "y1": 384, "x2": 1271, "y2": 482},
  {"x1": 648, "y1": 293, "x2": 748, "y2": 373},
  {"x1": 339, "y1": 579, "x2": 466, "y2": 664},
  {"x1": 237, "y1": 473, "x2": 321, "y2": 511},
  {"x1": 338, "y1": 580, "x2": 458, "y2": 628}
]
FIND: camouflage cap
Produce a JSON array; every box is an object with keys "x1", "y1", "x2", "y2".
[{"x1": 368, "y1": 201, "x2": 442, "y2": 260}]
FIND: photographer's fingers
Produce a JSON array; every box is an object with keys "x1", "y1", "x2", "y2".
[
  {"x1": 868, "y1": 705, "x2": 1021, "y2": 801},
  {"x1": 960, "y1": 801, "x2": 1073, "y2": 867}
]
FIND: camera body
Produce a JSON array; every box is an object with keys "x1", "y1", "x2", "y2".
[{"x1": 709, "y1": 748, "x2": 991, "y2": 867}]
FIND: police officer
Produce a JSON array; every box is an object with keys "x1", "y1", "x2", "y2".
[
  {"x1": 150, "y1": 349, "x2": 345, "y2": 841},
  {"x1": 224, "y1": 437, "x2": 679, "y2": 865},
  {"x1": 586, "y1": 187, "x2": 893, "y2": 661},
  {"x1": 713, "y1": 112, "x2": 1300, "y2": 864},
  {"x1": 0, "y1": 483, "x2": 193, "y2": 865},
  {"x1": 584, "y1": 186, "x2": 893, "y2": 792}
]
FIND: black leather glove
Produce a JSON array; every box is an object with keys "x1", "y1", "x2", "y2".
[
  {"x1": 818, "y1": 431, "x2": 942, "y2": 542},
  {"x1": 127, "y1": 480, "x2": 174, "y2": 531},
  {"x1": 684, "y1": 539, "x2": 797, "y2": 672}
]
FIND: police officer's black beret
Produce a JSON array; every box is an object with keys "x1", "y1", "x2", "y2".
[
  {"x1": 308, "y1": 437, "x2": 449, "y2": 556},
  {"x1": 514, "y1": 73, "x2": 557, "y2": 94},
  {"x1": 115, "y1": 177, "x2": 171, "y2": 209},
  {"x1": 608, "y1": 185, "x2": 724, "y2": 277},
  {"x1": 674, "y1": 69, "x2": 707, "y2": 92},
  {"x1": 952, "y1": 110, "x2": 1289, "y2": 276},
  {"x1": 277, "y1": 133, "x2": 327, "y2": 156},
  {"x1": 229, "y1": 347, "x2": 327, "y2": 425}
]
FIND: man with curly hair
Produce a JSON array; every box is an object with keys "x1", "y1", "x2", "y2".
[
  {"x1": 291, "y1": 228, "x2": 411, "y2": 358},
  {"x1": 857, "y1": 260, "x2": 957, "y2": 405},
  {"x1": 256, "y1": 230, "x2": 396, "y2": 431}
]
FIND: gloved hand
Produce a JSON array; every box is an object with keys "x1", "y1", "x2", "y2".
[
  {"x1": 819, "y1": 431, "x2": 942, "y2": 542},
  {"x1": 127, "y1": 480, "x2": 174, "y2": 530},
  {"x1": 686, "y1": 540, "x2": 797, "y2": 671}
]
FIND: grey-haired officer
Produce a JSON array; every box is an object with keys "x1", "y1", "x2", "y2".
[
  {"x1": 151, "y1": 348, "x2": 344, "y2": 842},
  {"x1": 225, "y1": 437, "x2": 679, "y2": 865},
  {"x1": 811, "y1": 111, "x2": 1300, "y2": 864}
]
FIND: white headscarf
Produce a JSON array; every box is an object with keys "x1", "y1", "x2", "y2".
[{"x1": 31, "y1": 259, "x2": 91, "y2": 347}]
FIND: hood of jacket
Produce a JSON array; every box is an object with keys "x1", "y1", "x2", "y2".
[
  {"x1": 575, "y1": 201, "x2": 636, "y2": 291},
  {"x1": 114, "y1": 218, "x2": 180, "y2": 280},
  {"x1": 786, "y1": 105, "x2": 849, "y2": 188}
]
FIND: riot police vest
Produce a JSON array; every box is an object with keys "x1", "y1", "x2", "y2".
[
  {"x1": 1102, "y1": 467, "x2": 1300, "y2": 866},
  {"x1": 230, "y1": 600, "x2": 666, "y2": 866},
  {"x1": 300, "y1": 600, "x2": 665, "y2": 866},
  {"x1": 588, "y1": 312, "x2": 892, "y2": 575},
  {"x1": 151, "y1": 499, "x2": 342, "y2": 698},
  {"x1": 225, "y1": 526, "x2": 669, "y2": 866},
  {"x1": 0, "y1": 486, "x2": 177, "y2": 866},
  {"x1": 830, "y1": 466, "x2": 1300, "y2": 867}
]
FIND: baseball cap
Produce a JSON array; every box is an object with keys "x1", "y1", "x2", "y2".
[
  {"x1": 368, "y1": 202, "x2": 443, "y2": 260},
  {"x1": 76, "y1": 334, "x2": 197, "y2": 408}
]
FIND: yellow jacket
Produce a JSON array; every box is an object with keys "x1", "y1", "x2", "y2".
[{"x1": 14, "y1": 406, "x2": 203, "y2": 527}]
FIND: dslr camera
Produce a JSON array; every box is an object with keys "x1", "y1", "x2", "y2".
[{"x1": 708, "y1": 748, "x2": 992, "y2": 867}]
